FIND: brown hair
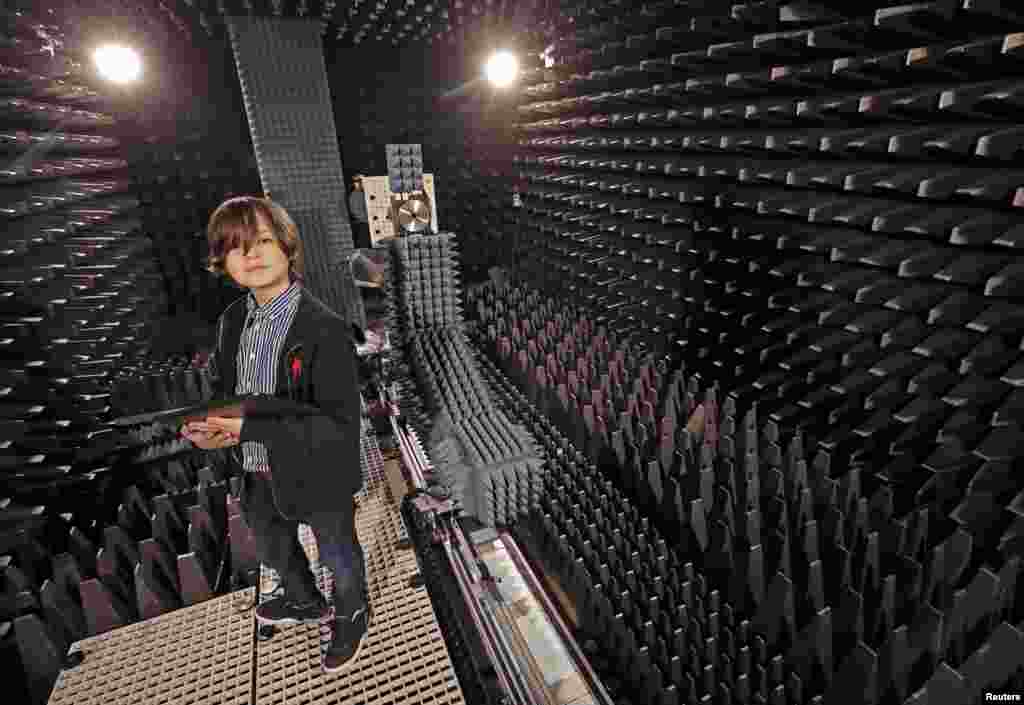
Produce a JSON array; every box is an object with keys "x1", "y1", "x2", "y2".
[{"x1": 205, "y1": 196, "x2": 304, "y2": 282}]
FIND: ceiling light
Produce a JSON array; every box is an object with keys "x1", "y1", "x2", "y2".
[
  {"x1": 485, "y1": 50, "x2": 518, "y2": 88},
  {"x1": 93, "y1": 45, "x2": 141, "y2": 84}
]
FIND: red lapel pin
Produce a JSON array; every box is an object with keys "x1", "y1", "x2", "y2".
[{"x1": 290, "y1": 350, "x2": 303, "y2": 387}]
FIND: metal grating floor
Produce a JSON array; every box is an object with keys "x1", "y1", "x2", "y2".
[
  {"x1": 49, "y1": 424, "x2": 466, "y2": 705},
  {"x1": 49, "y1": 587, "x2": 256, "y2": 705}
]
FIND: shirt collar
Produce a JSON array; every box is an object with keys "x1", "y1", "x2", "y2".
[{"x1": 246, "y1": 280, "x2": 301, "y2": 320}]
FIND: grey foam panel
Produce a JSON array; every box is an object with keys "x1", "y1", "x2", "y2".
[
  {"x1": 226, "y1": 15, "x2": 364, "y2": 327},
  {"x1": 389, "y1": 238, "x2": 465, "y2": 333},
  {"x1": 387, "y1": 237, "x2": 547, "y2": 526}
]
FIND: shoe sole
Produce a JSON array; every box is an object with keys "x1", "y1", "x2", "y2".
[{"x1": 256, "y1": 610, "x2": 332, "y2": 627}]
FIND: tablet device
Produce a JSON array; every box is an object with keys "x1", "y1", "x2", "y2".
[{"x1": 106, "y1": 395, "x2": 320, "y2": 428}]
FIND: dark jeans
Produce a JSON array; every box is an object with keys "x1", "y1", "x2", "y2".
[{"x1": 240, "y1": 470, "x2": 368, "y2": 619}]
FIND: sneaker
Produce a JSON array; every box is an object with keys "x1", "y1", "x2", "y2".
[
  {"x1": 255, "y1": 593, "x2": 331, "y2": 626},
  {"x1": 322, "y1": 605, "x2": 371, "y2": 674}
]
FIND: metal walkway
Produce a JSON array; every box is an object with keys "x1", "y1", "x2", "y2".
[{"x1": 48, "y1": 428, "x2": 467, "y2": 705}]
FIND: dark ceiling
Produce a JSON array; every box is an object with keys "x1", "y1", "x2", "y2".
[{"x1": 134, "y1": 0, "x2": 556, "y2": 50}]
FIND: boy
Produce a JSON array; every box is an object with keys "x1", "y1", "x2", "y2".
[{"x1": 180, "y1": 196, "x2": 370, "y2": 674}]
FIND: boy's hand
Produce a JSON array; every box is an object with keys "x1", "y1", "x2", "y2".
[
  {"x1": 180, "y1": 420, "x2": 240, "y2": 449},
  {"x1": 203, "y1": 416, "x2": 244, "y2": 437}
]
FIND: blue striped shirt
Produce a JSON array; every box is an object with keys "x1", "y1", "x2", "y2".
[{"x1": 234, "y1": 281, "x2": 303, "y2": 473}]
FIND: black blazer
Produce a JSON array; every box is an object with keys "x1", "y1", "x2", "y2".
[{"x1": 212, "y1": 287, "x2": 363, "y2": 520}]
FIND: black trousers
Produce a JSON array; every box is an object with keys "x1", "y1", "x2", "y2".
[
  {"x1": 352, "y1": 221, "x2": 371, "y2": 249},
  {"x1": 239, "y1": 469, "x2": 368, "y2": 619}
]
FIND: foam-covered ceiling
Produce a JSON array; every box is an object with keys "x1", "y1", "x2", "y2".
[{"x1": 146, "y1": 0, "x2": 555, "y2": 49}]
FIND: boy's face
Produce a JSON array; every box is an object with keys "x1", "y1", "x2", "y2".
[{"x1": 223, "y1": 211, "x2": 291, "y2": 293}]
